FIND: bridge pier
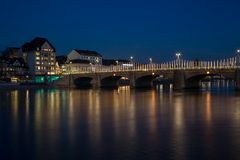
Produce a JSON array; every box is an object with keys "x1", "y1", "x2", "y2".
[
  {"x1": 129, "y1": 73, "x2": 136, "y2": 88},
  {"x1": 173, "y1": 70, "x2": 185, "y2": 90},
  {"x1": 235, "y1": 69, "x2": 240, "y2": 90},
  {"x1": 53, "y1": 75, "x2": 75, "y2": 88},
  {"x1": 67, "y1": 75, "x2": 76, "y2": 88},
  {"x1": 173, "y1": 70, "x2": 202, "y2": 90},
  {"x1": 92, "y1": 74, "x2": 101, "y2": 88}
]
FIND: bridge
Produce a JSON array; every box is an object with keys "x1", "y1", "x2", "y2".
[{"x1": 54, "y1": 55, "x2": 240, "y2": 90}]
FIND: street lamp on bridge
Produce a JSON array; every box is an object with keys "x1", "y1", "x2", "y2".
[
  {"x1": 175, "y1": 52, "x2": 182, "y2": 68},
  {"x1": 175, "y1": 52, "x2": 181, "y2": 60},
  {"x1": 149, "y1": 58, "x2": 153, "y2": 64},
  {"x1": 237, "y1": 49, "x2": 240, "y2": 66},
  {"x1": 130, "y1": 56, "x2": 134, "y2": 64}
]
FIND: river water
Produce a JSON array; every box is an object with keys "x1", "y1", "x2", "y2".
[{"x1": 0, "y1": 83, "x2": 240, "y2": 159}]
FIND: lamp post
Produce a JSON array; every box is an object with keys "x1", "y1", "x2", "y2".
[
  {"x1": 129, "y1": 56, "x2": 134, "y2": 70},
  {"x1": 175, "y1": 52, "x2": 181, "y2": 68},
  {"x1": 149, "y1": 58, "x2": 152, "y2": 64},
  {"x1": 130, "y1": 56, "x2": 133, "y2": 63},
  {"x1": 176, "y1": 52, "x2": 181, "y2": 60},
  {"x1": 237, "y1": 49, "x2": 240, "y2": 66},
  {"x1": 149, "y1": 58, "x2": 153, "y2": 71}
]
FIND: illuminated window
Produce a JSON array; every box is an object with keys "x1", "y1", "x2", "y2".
[
  {"x1": 96, "y1": 58, "x2": 99, "y2": 63},
  {"x1": 43, "y1": 48, "x2": 49, "y2": 51},
  {"x1": 36, "y1": 61, "x2": 40, "y2": 65}
]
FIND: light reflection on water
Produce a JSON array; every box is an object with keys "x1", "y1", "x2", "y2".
[{"x1": 0, "y1": 84, "x2": 240, "y2": 159}]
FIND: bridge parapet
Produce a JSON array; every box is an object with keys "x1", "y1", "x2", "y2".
[
  {"x1": 54, "y1": 55, "x2": 240, "y2": 90},
  {"x1": 64, "y1": 56, "x2": 238, "y2": 75}
]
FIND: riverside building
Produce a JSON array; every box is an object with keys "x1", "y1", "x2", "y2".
[
  {"x1": 20, "y1": 37, "x2": 58, "y2": 83},
  {"x1": 68, "y1": 49, "x2": 102, "y2": 65}
]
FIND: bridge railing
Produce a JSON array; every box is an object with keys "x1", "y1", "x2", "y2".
[{"x1": 64, "y1": 56, "x2": 239, "y2": 74}]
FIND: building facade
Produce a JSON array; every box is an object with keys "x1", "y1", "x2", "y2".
[
  {"x1": 0, "y1": 57, "x2": 28, "y2": 82},
  {"x1": 21, "y1": 37, "x2": 56, "y2": 76},
  {"x1": 68, "y1": 49, "x2": 102, "y2": 65}
]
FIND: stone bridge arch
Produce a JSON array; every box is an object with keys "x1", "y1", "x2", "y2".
[
  {"x1": 132, "y1": 70, "x2": 175, "y2": 88},
  {"x1": 100, "y1": 76, "x2": 123, "y2": 87},
  {"x1": 186, "y1": 70, "x2": 235, "y2": 88},
  {"x1": 74, "y1": 77, "x2": 93, "y2": 88},
  {"x1": 134, "y1": 74, "x2": 159, "y2": 88},
  {"x1": 174, "y1": 70, "x2": 236, "y2": 89},
  {"x1": 98, "y1": 72, "x2": 130, "y2": 87}
]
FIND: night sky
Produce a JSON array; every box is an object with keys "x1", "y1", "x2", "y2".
[{"x1": 1, "y1": 0, "x2": 240, "y2": 62}]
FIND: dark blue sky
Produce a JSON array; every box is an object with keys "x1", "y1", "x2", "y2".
[{"x1": 1, "y1": 0, "x2": 240, "y2": 62}]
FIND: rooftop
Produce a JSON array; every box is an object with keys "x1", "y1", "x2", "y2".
[
  {"x1": 22, "y1": 37, "x2": 56, "y2": 52},
  {"x1": 0, "y1": 57, "x2": 28, "y2": 68},
  {"x1": 74, "y1": 49, "x2": 102, "y2": 57}
]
